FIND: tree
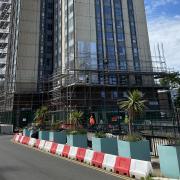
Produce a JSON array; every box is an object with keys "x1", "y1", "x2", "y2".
[
  {"x1": 34, "y1": 106, "x2": 48, "y2": 127},
  {"x1": 118, "y1": 90, "x2": 146, "y2": 135},
  {"x1": 160, "y1": 72, "x2": 180, "y2": 107},
  {"x1": 175, "y1": 88, "x2": 180, "y2": 108},
  {"x1": 70, "y1": 110, "x2": 83, "y2": 130},
  {"x1": 160, "y1": 72, "x2": 180, "y2": 88}
]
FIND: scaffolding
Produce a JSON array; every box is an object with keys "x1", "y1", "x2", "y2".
[
  {"x1": 0, "y1": 0, "x2": 176, "y2": 127},
  {"x1": 46, "y1": 49, "x2": 173, "y2": 123},
  {"x1": 0, "y1": 0, "x2": 11, "y2": 122},
  {"x1": 0, "y1": 0, "x2": 11, "y2": 85}
]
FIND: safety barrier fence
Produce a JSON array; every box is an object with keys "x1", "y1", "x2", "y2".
[{"x1": 13, "y1": 134, "x2": 153, "y2": 180}]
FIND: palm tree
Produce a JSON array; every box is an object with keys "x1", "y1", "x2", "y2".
[
  {"x1": 34, "y1": 106, "x2": 48, "y2": 127},
  {"x1": 118, "y1": 90, "x2": 146, "y2": 135},
  {"x1": 70, "y1": 110, "x2": 83, "y2": 130}
]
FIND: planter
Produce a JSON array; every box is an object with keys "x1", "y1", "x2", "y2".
[
  {"x1": 158, "y1": 145, "x2": 180, "y2": 179},
  {"x1": 92, "y1": 137, "x2": 118, "y2": 155},
  {"x1": 29, "y1": 130, "x2": 34, "y2": 137},
  {"x1": 39, "y1": 131, "x2": 49, "y2": 140},
  {"x1": 49, "y1": 131, "x2": 67, "y2": 144},
  {"x1": 23, "y1": 129, "x2": 30, "y2": 136},
  {"x1": 117, "y1": 140, "x2": 150, "y2": 161},
  {"x1": 67, "y1": 134, "x2": 87, "y2": 148},
  {"x1": 23, "y1": 129, "x2": 34, "y2": 137}
]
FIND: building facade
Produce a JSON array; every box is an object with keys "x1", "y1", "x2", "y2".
[
  {"x1": 0, "y1": 0, "x2": 170, "y2": 126},
  {"x1": 51, "y1": 0, "x2": 163, "y2": 123}
]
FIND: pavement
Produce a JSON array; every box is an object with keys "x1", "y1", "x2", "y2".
[{"x1": 0, "y1": 135, "x2": 126, "y2": 180}]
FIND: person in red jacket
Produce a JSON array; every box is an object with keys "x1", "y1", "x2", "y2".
[{"x1": 89, "y1": 115, "x2": 95, "y2": 126}]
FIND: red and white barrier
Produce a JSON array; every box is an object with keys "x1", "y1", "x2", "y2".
[
  {"x1": 130, "y1": 159, "x2": 153, "y2": 179},
  {"x1": 50, "y1": 143, "x2": 58, "y2": 154},
  {"x1": 43, "y1": 141, "x2": 53, "y2": 152},
  {"x1": 68, "y1": 146, "x2": 78, "y2": 159},
  {"x1": 13, "y1": 134, "x2": 18, "y2": 141},
  {"x1": 14, "y1": 134, "x2": 20, "y2": 142},
  {"x1": 102, "y1": 154, "x2": 116, "y2": 172},
  {"x1": 22, "y1": 136, "x2": 30, "y2": 145},
  {"x1": 84, "y1": 149, "x2": 94, "y2": 165},
  {"x1": 62, "y1": 145, "x2": 70, "y2": 157},
  {"x1": 39, "y1": 140, "x2": 46, "y2": 150},
  {"x1": 35, "y1": 139, "x2": 41, "y2": 148},
  {"x1": 56, "y1": 144, "x2": 64, "y2": 156},
  {"x1": 28, "y1": 138, "x2": 36, "y2": 147},
  {"x1": 92, "y1": 152, "x2": 105, "y2": 168},
  {"x1": 114, "y1": 156, "x2": 131, "y2": 176},
  {"x1": 17, "y1": 135, "x2": 22, "y2": 143},
  {"x1": 12, "y1": 135, "x2": 153, "y2": 179},
  {"x1": 76, "y1": 148, "x2": 86, "y2": 162},
  {"x1": 19, "y1": 136, "x2": 25, "y2": 144}
]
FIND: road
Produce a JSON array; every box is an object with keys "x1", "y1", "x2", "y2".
[{"x1": 0, "y1": 135, "x2": 124, "y2": 180}]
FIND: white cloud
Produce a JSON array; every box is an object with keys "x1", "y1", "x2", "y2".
[
  {"x1": 145, "y1": 0, "x2": 179, "y2": 17},
  {"x1": 153, "y1": 0, "x2": 178, "y2": 8},
  {"x1": 148, "y1": 16, "x2": 180, "y2": 71}
]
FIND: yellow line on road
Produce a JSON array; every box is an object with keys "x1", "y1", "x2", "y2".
[{"x1": 11, "y1": 141, "x2": 132, "y2": 180}]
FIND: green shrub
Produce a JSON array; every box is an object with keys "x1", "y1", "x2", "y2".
[
  {"x1": 95, "y1": 132, "x2": 106, "y2": 138},
  {"x1": 123, "y1": 134, "x2": 143, "y2": 142},
  {"x1": 67, "y1": 129, "x2": 87, "y2": 135},
  {"x1": 140, "y1": 175, "x2": 153, "y2": 180}
]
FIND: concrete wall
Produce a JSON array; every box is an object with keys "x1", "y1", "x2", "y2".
[
  {"x1": 133, "y1": 0, "x2": 152, "y2": 72},
  {"x1": 122, "y1": 0, "x2": 153, "y2": 85},
  {"x1": 122, "y1": 0, "x2": 134, "y2": 71},
  {"x1": 75, "y1": 0, "x2": 97, "y2": 70},
  {"x1": 75, "y1": 0, "x2": 96, "y2": 42},
  {"x1": 15, "y1": 0, "x2": 40, "y2": 93}
]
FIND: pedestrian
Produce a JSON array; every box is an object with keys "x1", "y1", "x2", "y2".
[{"x1": 89, "y1": 115, "x2": 95, "y2": 127}]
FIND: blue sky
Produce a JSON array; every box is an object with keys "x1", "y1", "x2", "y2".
[{"x1": 145, "y1": 0, "x2": 180, "y2": 71}]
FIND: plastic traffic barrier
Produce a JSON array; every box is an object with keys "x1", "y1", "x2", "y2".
[
  {"x1": 56, "y1": 144, "x2": 64, "y2": 156},
  {"x1": 50, "y1": 143, "x2": 58, "y2": 154},
  {"x1": 22, "y1": 136, "x2": 30, "y2": 145},
  {"x1": 43, "y1": 141, "x2": 53, "y2": 152},
  {"x1": 28, "y1": 138, "x2": 37, "y2": 147},
  {"x1": 130, "y1": 159, "x2": 153, "y2": 179},
  {"x1": 102, "y1": 154, "x2": 117, "y2": 172},
  {"x1": 35, "y1": 139, "x2": 41, "y2": 148},
  {"x1": 76, "y1": 148, "x2": 86, "y2": 162},
  {"x1": 13, "y1": 134, "x2": 17, "y2": 141},
  {"x1": 39, "y1": 140, "x2": 46, "y2": 150},
  {"x1": 114, "y1": 156, "x2": 131, "y2": 176},
  {"x1": 62, "y1": 145, "x2": 70, "y2": 158},
  {"x1": 84, "y1": 149, "x2": 94, "y2": 164},
  {"x1": 68, "y1": 146, "x2": 78, "y2": 159},
  {"x1": 92, "y1": 152, "x2": 105, "y2": 168},
  {"x1": 19, "y1": 136, "x2": 25, "y2": 144},
  {"x1": 15, "y1": 134, "x2": 20, "y2": 142},
  {"x1": 18, "y1": 135, "x2": 23, "y2": 143}
]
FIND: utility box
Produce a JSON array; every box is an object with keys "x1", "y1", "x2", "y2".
[{"x1": 0, "y1": 124, "x2": 13, "y2": 134}]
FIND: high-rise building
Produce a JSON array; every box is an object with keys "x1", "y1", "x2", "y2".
[
  {"x1": 0, "y1": 0, "x2": 170, "y2": 126},
  {"x1": 0, "y1": 0, "x2": 54, "y2": 125},
  {"x1": 50, "y1": 0, "x2": 164, "y2": 122}
]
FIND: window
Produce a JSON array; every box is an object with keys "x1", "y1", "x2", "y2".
[
  {"x1": 101, "y1": 91, "x2": 105, "y2": 98},
  {"x1": 111, "y1": 91, "x2": 118, "y2": 99},
  {"x1": 135, "y1": 75, "x2": 142, "y2": 85},
  {"x1": 120, "y1": 75, "x2": 128, "y2": 85},
  {"x1": 109, "y1": 75, "x2": 117, "y2": 85}
]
